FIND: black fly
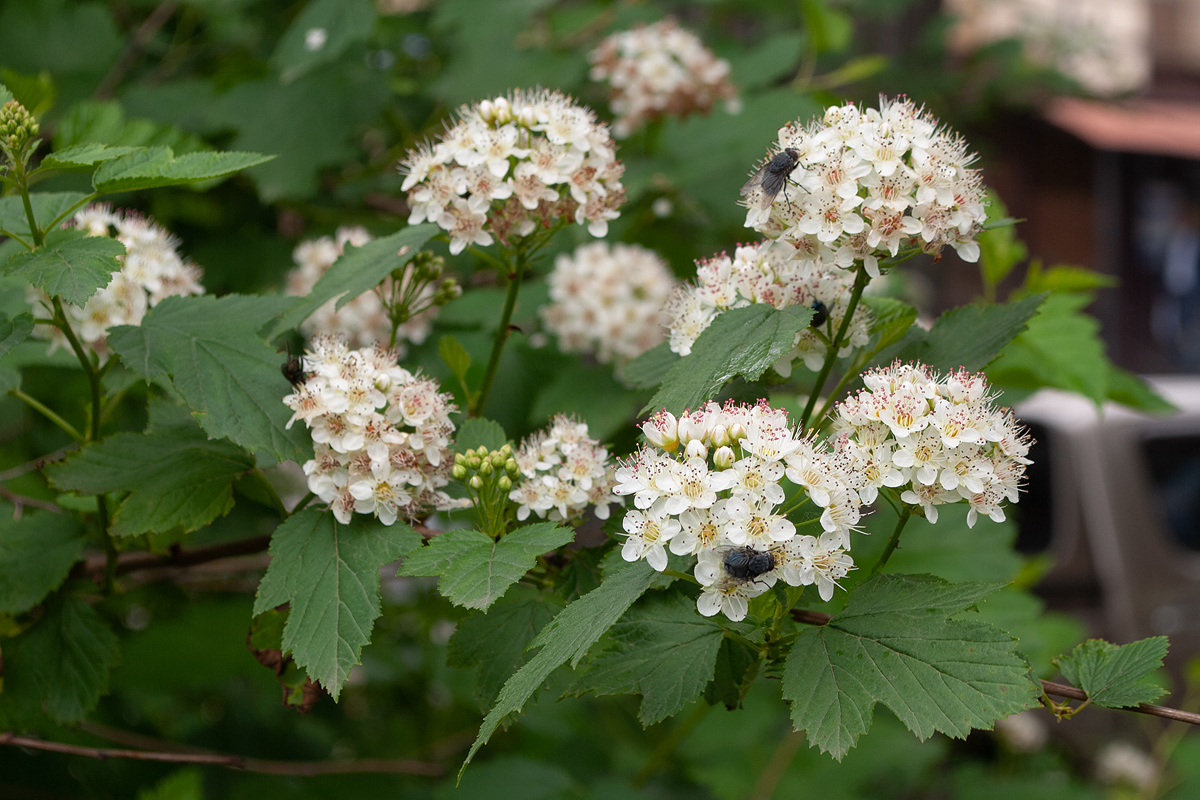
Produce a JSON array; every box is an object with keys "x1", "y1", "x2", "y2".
[
  {"x1": 281, "y1": 347, "x2": 308, "y2": 386},
  {"x1": 723, "y1": 547, "x2": 776, "y2": 580},
  {"x1": 740, "y1": 147, "x2": 801, "y2": 212},
  {"x1": 809, "y1": 299, "x2": 828, "y2": 329}
]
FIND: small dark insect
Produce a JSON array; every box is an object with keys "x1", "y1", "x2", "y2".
[
  {"x1": 723, "y1": 547, "x2": 776, "y2": 580},
  {"x1": 740, "y1": 147, "x2": 801, "y2": 211},
  {"x1": 281, "y1": 351, "x2": 308, "y2": 386},
  {"x1": 809, "y1": 299, "x2": 829, "y2": 329}
]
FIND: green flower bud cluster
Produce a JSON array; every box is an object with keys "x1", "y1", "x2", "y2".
[
  {"x1": 381, "y1": 250, "x2": 462, "y2": 334},
  {"x1": 0, "y1": 100, "x2": 40, "y2": 170},
  {"x1": 452, "y1": 443, "x2": 520, "y2": 539}
]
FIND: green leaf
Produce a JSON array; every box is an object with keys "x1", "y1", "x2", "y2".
[
  {"x1": 443, "y1": 756, "x2": 576, "y2": 800},
  {"x1": 92, "y1": 146, "x2": 274, "y2": 194},
  {"x1": 398, "y1": 522, "x2": 574, "y2": 611},
  {"x1": 1106, "y1": 365, "x2": 1175, "y2": 413},
  {"x1": 107, "y1": 294, "x2": 311, "y2": 462},
  {"x1": 570, "y1": 592, "x2": 725, "y2": 725},
  {"x1": 1053, "y1": 637, "x2": 1169, "y2": 708},
  {"x1": 0, "y1": 312, "x2": 34, "y2": 359},
  {"x1": 0, "y1": 191, "x2": 89, "y2": 239},
  {"x1": 464, "y1": 561, "x2": 659, "y2": 772},
  {"x1": 861, "y1": 296, "x2": 917, "y2": 354},
  {"x1": 529, "y1": 358, "x2": 641, "y2": 442},
  {"x1": 644, "y1": 304, "x2": 813, "y2": 415},
  {"x1": 271, "y1": 0, "x2": 377, "y2": 83},
  {"x1": 8, "y1": 594, "x2": 120, "y2": 724},
  {"x1": 440, "y1": 334, "x2": 472, "y2": 382},
  {"x1": 783, "y1": 574, "x2": 1038, "y2": 759},
  {"x1": 0, "y1": 82, "x2": 12, "y2": 105},
  {"x1": 882, "y1": 293, "x2": 1045, "y2": 373},
  {"x1": 253, "y1": 508, "x2": 423, "y2": 698},
  {"x1": 0, "y1": 511, "x2": 86, "y2": 614},
  {"x1": 1, "y1": 68, "x2": 55, "y2": 118},
  {"x1": 978, "y1": 198, "x2": 1027, "y2": 289},
  {"x1": 1022, "y1": 262, "x2": 1116, "y2": 294},
  {"x1": 800, "y1": 0, "x2": 853, "y2": 54},
  {"x1": 454, "y1": 417, "x2": 509, "y2": 452},
  {"x1": 447, "y1": 585, "x2": 562, "y2": 709},
  {"x1": 623, "y1": 342, "x2": 680, "y2": 389},
  {"x1": 137, "y1": 769, "x2": 203, "y2": 800},
  {"x1": 46, "y1": 405, "x2": 256, "y2": 537},
  {"x1": 4, "y1": 229, "x2": 124, "y2": 306},
  {"x1": 265, "y1": 224, "x2": 437, "y2": 340},
  {"x1": 987, "y1": 293, "x2": 1107, "y2": 404},
  {"x1": 38, "y1": 142, "x2": 141, "y2": 170},
  {"x1": 53, "y1": 100, "x2": 207, "y2": 156}
]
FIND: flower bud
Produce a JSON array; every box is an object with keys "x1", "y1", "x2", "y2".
[
  {"x1": 375, "y1": 373, "x2": 392, "y2": 392},
  {"x1": 497, "y1": 475, "x2": 512, "y2": 491},
  {"x1": 641, "y1": 410, "x2": 678, "y2": 452},
  {"x1": 505, "y1": 458, "x2": 519, "y2": 476},
  {"x1": 712, "y1": 445, "x2": 735, "y2": 470},
  {"x1": 728, "y1": 421, "x2": 747, "y2": 445},
  {"x1": 710, "y1": 424, "x2": 731, "y2": 448},
  {"x1": 454, "y1": 453, "x2": 467, "y2": 466},
  {"x1": 517, "y1": 107, "x2": 536, "y2": 128},
  {"x1": 466, "y1": 456, "x2": 481, "y2": 470},
  {"x1": 685, "y1": 438, "x2": 708, "y2": 461},
  {"x1": 469, "y1": 475, "x2": 484, "y2": 490},
  {"x1": 480, "y1": 459, "x2": 493, "y2": 475},
  {"x1": 479, "y1": 99, "x2": 495, "y2": 123},
  {"x1": 452, "y1": 464, "x2": 468, "y2": 481},
  {"x1": 0, "y1": 100, "x2": 39, "y2": 162}
]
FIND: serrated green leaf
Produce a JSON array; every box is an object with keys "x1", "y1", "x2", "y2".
[
  {"x1": 399, "y1": 522, "x2": 574, "y2": 611},
  {"x1": 46, "y1": 408, "x2": 256, "y2": 537},
  {"x1": 447, "y1": 585, "x2": 562, "y2": 709},
  {"x1": 439, "y1": 335, "x2": 471, "y2": 382},
  {"x1": 861, "y1": 296, "x2": 917, "y2": 354},
  {"x1": 464, "y1": 561, "x2": 659, "y2": 772},
  {"x1": 0, "y1": 312, "x2": 33, "y2": 358},
  {"x1": 0, "y1": 192, "x2": 89, "y2": 239},
  {"x1": 623, "y1": 342, "x2": 679, "y2": 389},
  {"x1": 1106, "y1": 365, "x2": 1175, "y2": 413},
  {"x1": 454, "y1": 417, "x2": 509, "y2": 452},
  {"x1": 92, "y1": 146, "x2": 274, "y2": 194},
  {"x1": 0, "y1": 511, "x2": 86, "y2": 614},
  {"x1": 644, "y1": 304, "x2": 813, "y2": 415},
  {"x1": 107, "y1": 294, "x2": 311, "y2": 462},
  {"x1": 987, "y1": 293, "x2": 1107, "y2": 404},
  {"x1": 0, "y1": 365, "x2": 19, "y2": 393},
  {"x1": 1022, "y1": 263, "x2": 1117, "y2": 294},
  {"x1": 1053, "y1": 637, "x2": 1169, "y2": 708},
  {"x1": 783, "y1": 574, "x2": 1038, "y2": 759},
  {"x1": 265, "y1": 224, "x2": 437, "y2": 340},
  {"x1": 271, "y1": 0, "x2": 376, "y2": 83},
  {"x1": 9, "y1": 594, "x2": 120, "y2": 724},
  {"x1": 0, "y1": 83, "x2": 11, "y2": 105},
  {"x1": 39, "y1": 143, "x2": 141, "y2": 170},
  {"x1": 881, "y1": 294, "x2": 1045, "y2": 373},
  {"x1": 570, "y1": 592, "x2": 724, "y2": 725},
  {"x1": 253, "y1": 508, "x2": 423, "y2": 698},
  {"x1": 4, "y1": 230, "x2": 124, "y2": 306}
]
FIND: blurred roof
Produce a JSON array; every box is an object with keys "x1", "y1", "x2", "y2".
[{"x1": 1044, "y1": 96, "x2": 1200, "y2": 159}]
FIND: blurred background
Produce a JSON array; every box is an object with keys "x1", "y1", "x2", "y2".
[{"x1": 2, "y1": 0, "x2": 1200, "y2": 798}]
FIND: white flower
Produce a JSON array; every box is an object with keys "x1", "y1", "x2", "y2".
[
  {"x1": 539, "y1": 242, "x2": 676, "y2": 366},
  {"x1": 621, "y1": 509, "x2": 680, "y2": 571},
  {"x1": 589, "y1": 19, "x2": 739, "y2": 138},
  {"x1": 509, "y1": 415, "x2": 621, "y2": 522}
]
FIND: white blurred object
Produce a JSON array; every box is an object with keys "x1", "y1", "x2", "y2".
[
  {"x1": 995, "y1": 709, "x2": 1049, "y2": 752},
  {"x1": 1095, "y1": 741, "x2": 1158, "y2": 789},
  {"x1": 945, "y1": 0, "x2": 1151, "y2": 95}
]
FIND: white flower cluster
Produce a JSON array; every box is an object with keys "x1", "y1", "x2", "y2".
[
  {"x1": 663, "y1": 239, "x2": 872, "y2": 372},
  {"x1": 588, "y1": 19, "x2": 739, "y2": 138},
  {"x1": 539, "y1": 241, "x2": 675, "y2": 365},
  {"x1": 509, "y1": 415, "x2": 622, "y2": 522},
  {"x1": 401, "y1": 88, "x2": 626, "y2": 254},
  {"x1": 283, "y1": 335, "x2": 460, "y2": 525},
  {"x1": 743, "y1": 97, "x2": 987, "y2": 277},
  {"x1": 833, "y1": 362, "x2": 1032, "y2": 527},
  {"x1": 29, "y1": 205, "x2": 203, "y2": 359},
  {"x1": 285, "y1": 226, "x2": 436, "y2": 352},
  {"x1": 614, "y1": 400, "x2": 865, "y2": 622}
]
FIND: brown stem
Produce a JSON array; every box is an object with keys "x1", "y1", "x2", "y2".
[
  {"x1": 0, "y1": 445, "x2": 77, "y2": 482},
  {"x1": 0, "y1": 731, "x2": 442, "y2": 776},
  {"x1": 0, "y1": 487, "x2": 65, "y2": 515},
  {"x1": 93, "y1": 2, "x2": 179, "y2": 99}
]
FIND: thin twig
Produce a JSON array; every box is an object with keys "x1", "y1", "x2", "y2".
[
  {"x1": 786, "y1": 610, "x2": 1200, "y2": 727},
  {"x1": 0, "y1": 445, "x2": 77, "y2": 481},
  {"x1": 0, "y1": 731, "x2": 442, "y2": 776},
  {"x1": 93, "y1": 2, "x2": 179, "y2": 99},
  {"x1": 0, "y1": 487, "x2": 64, "y2": 515}
]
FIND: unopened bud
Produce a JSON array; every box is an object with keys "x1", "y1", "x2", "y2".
[
  {"x1": 452, "y1": 464, "x2": 468, "y2": 481},
  {"x1": 469, "y1": 475, "x2": 484, "y2": 490},
  {"x1": 497, "y1": 475, "x2": 512, "y2": 492},
  {"x1": 0, "y1": 100, "x2": 39, "y2": 161},
  {"x1": 710, "y1": 424, "x2": 731, "y2": 448},
  {"x1": 454, "y1": 453, "x2": 467, "y2": 466},
  {"x1": 685, "y1": 438, "x2": 708, "y2": 461},
  {"x1": 480, "y1": 459, "x2": 493, "y2": 475},
  {"x1": 728, "y1": 422, "x2": 747, "y2": 444},
  {"x1": 712, "y1": 445, "x2": 735, "y2": 470},
  {"x1": 505, "y1": 458, "x2": 518, "y2": 476},
  {"x1": 466, "y1": 456, "x2": 481, "y2": 470},
  {"x1": 479, "y1": 99, "x2": 496, "y2": 123}
]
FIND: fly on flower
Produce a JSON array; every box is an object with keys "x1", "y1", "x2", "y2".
[
  {"x1": 740, "y1": 147, "x2": 800, "y2": 211},
  {"x1": 723, "y1": 546, "x2": 776, "y2": 580}
]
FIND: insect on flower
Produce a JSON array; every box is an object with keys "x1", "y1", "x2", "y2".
[
  {"x1": 280, "y1": 348, "x2": 308, "y2": 386},
  {"x1": 740, "y1": 147, "x2": 800, "y2": 211},
  {"x1": 723, "y1": 547, "x2": 776, "y2": 580}
]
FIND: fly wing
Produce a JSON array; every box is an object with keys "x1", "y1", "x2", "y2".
[{"x1": 739, "y1": 165, "x2": 766, "y2": 196}]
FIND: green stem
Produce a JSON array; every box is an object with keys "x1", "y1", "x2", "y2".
[
  {"x1": 50, "y1": 297, "x2": 102, "y2": 442},
  {"x1": 869, "y1": 509, "x2": 912, "y2": 577},
  {"x1": 811, "y1": 349, "x2": 869, "y2": 429},
  {"x1": 471, "y1": 247, "x2": 526, "y2": 417},
  {"x1": 662, "y1": 568, "x2": 699, "y2": 585},
  {"x1": 799, "y1": 265, "x2": 870, "y2": 431},
  {"x1": 11, "y1": 388, "x2": 85, "y2": 442},
  {"x1": 633, "y1": 702, "x2": 710, "y2": 787},
  {"x1": 43, "y1": 192, "x2": 99, "y2": 238},
  {"x1": 252, "y1": 468, "x2": 289, "y2": 520},
  {"x1": 292, "y1": 491, "x2": 317, "y2": 514},
  {"x1": 14, "y1": 160, "x2": 44, "y2": 248}
]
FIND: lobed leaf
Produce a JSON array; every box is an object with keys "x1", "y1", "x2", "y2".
[
  {"x1": 464, "y1": 561, "x2": 659, "y2": 772},
  {"x1": 783, "y1": 574, "x2": 1038, "y2": 759},
  {"x1": 38, "y1": 142, "x2": 141, "y2": 170},
  {"x1": 454, "y1": 417, "x2": 509, "y2": 452},
  {"x1": 861, "y1": 296, "x2": 917, "y2": 355},
  {"x1": 264, "y1": 224, "x2": 437, "y2": 340},
  {"x1": 569, "y1": 592, "x2": 725, "y2": 725},
  {"x1": 108, "y1": 294, "x2": 311, "y2": 462},
  {"x1": 0, "y1": 312, "x2": 34, "y2": 359},
  {"x1": 643, "y1": 304, "x2": 812, "y2": 415},
  {"x1": 3, "y1": 229, "x2": 125, "y2": 306},
  {"x1": 878, "y1": 294, "x2": 1045, "y2": 373},
  {"x1": 0, "y1": 191, "x2": 89, "y2": 239},
  {"x1": 254, "y1": 508, "x2": 423, "y2": 698},
  {"x1": 91, "y1": 146, "x2": 274, "y2": 194},
  {"x1": 623, "y1": 342, "x2": 680, "y2": 389},
  {"x1": 398, "y1": 522, "x2": 574, "y2": 611},
  {"x1": 0, "y1": 511, "x2": 86, "y2": 614},
  {"x1": 1053, "y1": 637, "x2": 1169, "y2": 709}
]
